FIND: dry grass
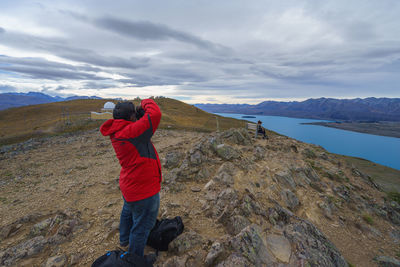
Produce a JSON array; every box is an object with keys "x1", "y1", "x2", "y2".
[
  {"x1": 155, "y1": 97, "x2": 244, "y2": 131},
  {"x1": 340, "y1": 155, "x2": 400, "y2": 193},
  {"x1": 0, "y1": 97, "x2": 244, "y2": 145}
]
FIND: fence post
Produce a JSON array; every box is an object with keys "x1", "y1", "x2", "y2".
[{"x1": 215, "y1": 116, "x2": 219, "y2": 132}]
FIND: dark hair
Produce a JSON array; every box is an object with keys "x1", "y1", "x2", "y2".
[
  {"x1": 113, "y1": 102, "x2": 135, "y2": 120},
  {"x1": 258, "y1": 120, "x2": 262, "y2": 124}
]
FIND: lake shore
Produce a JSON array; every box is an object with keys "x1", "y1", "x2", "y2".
[{"x1": 302, "y1": 121, "x2": 400, "y2": 138}]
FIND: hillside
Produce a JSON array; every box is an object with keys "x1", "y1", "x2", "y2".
[
  {"x1": 0, "y1": 127, "x2": 400, "y2": 266},
  {"x1": 0, "y1": 97, "x2": 244, "y2": 145},
  {"x1": 195, "y1": 97, "x2": 400, "y2": 122}
]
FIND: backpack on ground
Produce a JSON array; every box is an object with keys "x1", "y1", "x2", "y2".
[
  {"x1": 91, "y1": 250, "x2": 153, "y2": 267},
  {"x1": 147, "y1": 216, "x2": 184, "y2": 251}
]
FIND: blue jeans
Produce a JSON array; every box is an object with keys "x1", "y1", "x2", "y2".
[{"x1": 119, "y1": 193, "x2": 160, "y2": 256}]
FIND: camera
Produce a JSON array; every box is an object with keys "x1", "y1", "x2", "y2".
[{"x1": 135, "y1": 106, "x2": 145, "y2": 120}]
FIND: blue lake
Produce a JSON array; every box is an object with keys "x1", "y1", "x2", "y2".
[{"x1": 216, "y1": 113, "x2": 400, "y2": 170}]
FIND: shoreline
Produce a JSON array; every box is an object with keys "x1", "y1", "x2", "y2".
[{"x1": 302, "y1": 121, "x2": 400, "y2": 138}]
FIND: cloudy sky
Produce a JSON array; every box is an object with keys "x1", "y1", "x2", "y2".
[{"x1": 0, "y1": 0, "x2": 399, "y2": 103}]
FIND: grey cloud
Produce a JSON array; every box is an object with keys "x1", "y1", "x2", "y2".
[
  {"x1": 0, "y1": 55, "x2": 108, "y2": 81},
  {"x1": 363, "y1": 46, "x2": 400, "y2": 59},
  {"x1": 0, "y1": 55, "x2": 101, "y2": 72},
  {"x1": 0, "y1": 31, "x2": 150, "y2": 69},
  {"x1": 1, "y1": 1, "x2": 400, "y2": 101},
  {"x1": 0, "y1": 27, "x2": 5, "y2": 34},
  {"x1": 55, "y1": 85, "x2": 67, "y2": 91},
  {"x1": 118, "y1": 64, "x2": 212, "y2": 87},
  {"x1": 57, "y1": 48, "x2": 150, "y2": 69},
  {"x1": 58, "y1": 9, "x2": 89, "y2": 22},
  {"x1": 83, "y1": 81, "x2": 116, "y2": 89},
  {"x1": 343, "y1": 21, "x2": 377, "y2": 41},
  {"x1": 95, "y1": 17, "x2": 229, "y2": 53},
  {"x1": 0, "y1": 84, "x2": 16, "y2": 92},
  {"x1": 0, "y1": 65, "x2": 105, "y2": 80},
  {"x1": 118, "y1": 76, "x2": 175, "y2": 87}
]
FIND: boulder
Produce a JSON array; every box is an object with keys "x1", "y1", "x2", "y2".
[
  {"x1": 196, "y1": 168, "x2": 211, "y2": 181},
  {"x1": 175, "y1": 160, "x2": 200, "y2": 181},
  {"x1": 291, "y1": 166, "x2": 315, "y2": 186},
  {"x1": 0, "y1": 224, "x2": 21, "y2": 240},
  {"x1": 390, "y1": 229, "x2": 400, "y2": 244},
  {"x1": 388, "y1": 210, "x2": 400, "y2": 225},
  {"x1": 281, "y1": 189, "x2": 300, "y2": 211},
  {"x1": 215, "y1": 144, "x2": 241, "y2": 161},
  {"x1": 267, "y1": 205, "x2": 293, "y2": 226},
  {"x1": 30, "y1": 218, "x2": 52, "y2": 237},
  {"x1": 0, "y1": 236, "x2": 47, "y2": 266},
  {"x1": 303, "y1": 166, "x2": 320, "y2": 182},
  {"x1": 164, "y1": 151, "x2": 183, "y2": 169},
  {"x1": 56, "y1": 219, "x2": 78, "y2": 237},
  {"x1": 205, "y1": 242, "x2": 225, "y2": 266},
  {"x1": 163, "y1": 168, "x2": 179, "y2": 185},
  {"x1": 265, "y1": 234, "x2": 292, "y2": 263},
  {"x1": 284, "y1": 218, "x2": 347, "y2": 266},
  {"x1": 190, "y1": 150, "x2": 203, "y2": 166},
  {"x1": 239, "y1": 195, "x2": 265, "y2": 217},
  {"x1": 274, "y1": 171, "x2": 297, "y2": 190},
  {"x1": 220, "y1": 129, "x2": 252, "y2": 146},
  {"x1": 216, "y1": 162, "x2": 236, "y2": 176},
  {"x1": 213, "y1": 171, "x2": 234, "y2": 187},
  {"x1": 224, "y1": 215, "x2": 251, "y2": 236},
  {"x1": 267, "y1": 204, "x2": 348, "y2": 266},
  {"x1": 169, "y1": 230, "x2": 203, "y2": 255},
  {"x1": 212, "y1": 189, "x2": 239, "y2": 218},
  {"x1": 229, "y1": 224, "x2": 276, "y2": 266},
  {"x1": 196, "y1": 137, "x2": 219, "y2": 157}
]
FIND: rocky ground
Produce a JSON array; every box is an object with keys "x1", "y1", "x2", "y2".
[{"x1": 0, "y1": 128, "x2": 399, "y2": 266}]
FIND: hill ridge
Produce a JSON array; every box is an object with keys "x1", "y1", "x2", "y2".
[
  {"x1": 195, "y1": 97, "x2": 400, "y2": 122},
  {"x1": 0, "y1": 92, "x2": 103, "y2": 110}
]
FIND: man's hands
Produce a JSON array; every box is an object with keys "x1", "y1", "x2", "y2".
[{"x1": 135, "y1": 105, "x2": 145, "y2": 120}]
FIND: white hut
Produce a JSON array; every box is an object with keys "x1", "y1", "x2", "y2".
[
  {"x1": 91, "y1": 102, "x2": 115, "y2": 120},
  {"x1": 101, "y1": 102, "x2": 116, "y2": 112}
]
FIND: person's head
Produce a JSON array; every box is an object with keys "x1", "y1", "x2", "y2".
[
  {"x1": 113, "y1": 102, "x2": 135, "y2": 121},
  {"x1": 258, "y1": 120, "x2": 262, "y2": 124}
]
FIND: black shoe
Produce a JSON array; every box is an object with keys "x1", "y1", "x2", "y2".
[{"x1": 144, "y1": 253, "x2": 157, "y2": 264}]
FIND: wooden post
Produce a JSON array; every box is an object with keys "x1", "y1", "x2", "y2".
[{"x1": 215, "y1": 116, "x2": 219, "y2": 132}]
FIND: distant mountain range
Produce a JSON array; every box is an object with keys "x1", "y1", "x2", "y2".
[
  {"x1": 0, "y1": 92, "x2": 103, "y2": 110},
  {"x1": 195, "y1": 97, "x2": 400, "y2": 122}
]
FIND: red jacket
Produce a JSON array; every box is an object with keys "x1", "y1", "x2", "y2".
[{"x1": 100, "y1": 99, "x2": 162, "y2": 202}]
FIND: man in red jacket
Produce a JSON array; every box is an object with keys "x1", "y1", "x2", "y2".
[{"x1": 100, "y1": 99, "x2": 162, "y2": 259}]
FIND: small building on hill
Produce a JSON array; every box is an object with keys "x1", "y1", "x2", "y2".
[
  {"x1": 91, "y1": 102, "x2": 115, "y2": 120},
  {"x1": 101, "y1": 102, "x2": 115, "y2": 112}
]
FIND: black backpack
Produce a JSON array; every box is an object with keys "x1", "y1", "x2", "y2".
[
  {"x1": 91, "y1": 250, "x2": 152, "y2": 267},
  {"x1": 146, "y1": 216, "x2": 184, "y2": 251}
]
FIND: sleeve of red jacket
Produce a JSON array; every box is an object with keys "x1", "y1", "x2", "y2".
[
  {"x1": 141, "y1": 99, "x2": 161, "y2": 134},
  {"x1": 123, "y1": 99, "x2": 161, "y2": 138}
]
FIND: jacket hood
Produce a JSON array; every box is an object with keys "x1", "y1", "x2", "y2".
[{"x1": 100, "y1": 119, "x2": 132, "y2": 136}]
